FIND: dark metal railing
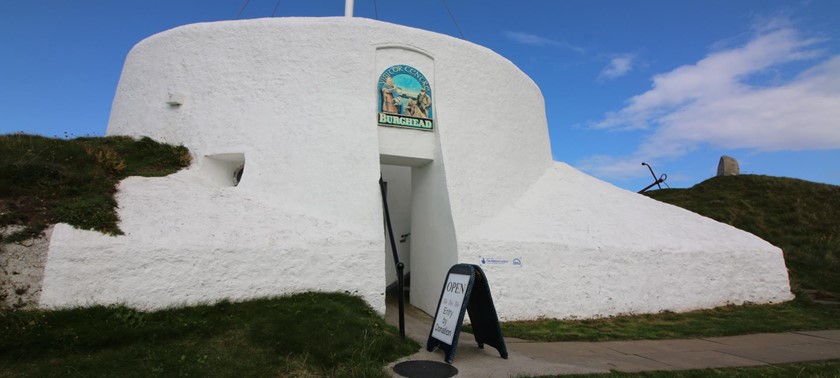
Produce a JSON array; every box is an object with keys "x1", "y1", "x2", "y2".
[{"x1": 379, "y1": 175, "x2": 405, "y2": 339}]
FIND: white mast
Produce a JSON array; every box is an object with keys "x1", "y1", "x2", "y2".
[{"x1": 345, "y1": 0, "x2": 354, "y2": 17}]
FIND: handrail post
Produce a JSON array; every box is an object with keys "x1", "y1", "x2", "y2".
[
  {"x1": 380, "y1": 175, "x2": 405, "y2": 339},
  {"x1": 397, "y1": 262, "x2": 405, "y2": 338}
]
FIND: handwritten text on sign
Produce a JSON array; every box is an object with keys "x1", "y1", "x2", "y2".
[{"x1": 431, "y1": 273, "x2": 470, "y2": 345}]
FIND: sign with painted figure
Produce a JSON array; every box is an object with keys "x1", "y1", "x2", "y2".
[
  {"x1": 377, "y1": 64, "x2": 434, "y2": 131},
  {"x1": 427, "y1": 264, "x2": 507, "y2": 364}
]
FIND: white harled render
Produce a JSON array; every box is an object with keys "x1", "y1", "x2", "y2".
[{"x1": 40, "y1": 17, "x2": 793, "y2": 319}]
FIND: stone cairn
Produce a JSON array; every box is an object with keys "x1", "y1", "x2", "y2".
[{"x1": 717, "y1": 155, "x2": 739, "y2": 177}]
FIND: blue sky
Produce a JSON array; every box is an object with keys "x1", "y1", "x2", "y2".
[{"x1": 2, "y1": 1, "x2": 839, "y2": 191}]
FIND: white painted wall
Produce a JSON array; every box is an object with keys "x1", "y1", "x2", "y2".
[
  {"x1": 42, "y1": 171, "x2": 384, "y2": 310},
  {"x1": 458, "y1": 163, "x2": 793, "y2": 320},
  {"x1": 40, "y1": 17, "x2": 793, "y2": 319},
  {"x1": 409, "y1": 158, "x2": 459, "y2": 314}
]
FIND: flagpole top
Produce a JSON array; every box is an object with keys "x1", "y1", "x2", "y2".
[{"x1": 345, "y1": 0, "x2": 354, "y2": 17}]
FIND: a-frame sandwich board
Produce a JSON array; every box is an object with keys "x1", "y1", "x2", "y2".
[{"x1": 426, "y1": 263, "x2": 508, "y2": 363}]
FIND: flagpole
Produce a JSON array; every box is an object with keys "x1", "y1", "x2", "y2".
[{"x1": 345, "y1": 0, "x2": 354, "y2": 17}]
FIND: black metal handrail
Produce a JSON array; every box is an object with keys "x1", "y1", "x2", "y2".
[{"x1": 379, "y1": 175, "x2": 405, "y2": 339}]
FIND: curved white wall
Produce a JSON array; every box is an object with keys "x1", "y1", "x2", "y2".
[
  {"x1": 40, "y1": 17, "x2": 792, "y2": 318},
  {"x1": 41, "y1": 17, "x2": 550, "y2": 314},
  {"x1": 459, "y1": 163, "x2": 793, "y2": 320}
]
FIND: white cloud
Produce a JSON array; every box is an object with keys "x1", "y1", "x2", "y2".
[
  {"x1": 581, "y1": 23, "x2": 840, "y2": 181},
  {"x1": 597, "y1": 54, "x2": 635, "y2": 80},
  {"x1": 503, "y1": 31, "x2": 585, "y2": 53},
  {"x1": 576, "y1": 155, "x2": 646, "y2": 181}
]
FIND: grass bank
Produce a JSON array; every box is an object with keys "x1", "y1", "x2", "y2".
[
  {"x1": 0, "y1": 133, "x2": 190, "y2": 242},
  {"x1": 0, "y1": 292, "x2": 418, "y2": 377}
]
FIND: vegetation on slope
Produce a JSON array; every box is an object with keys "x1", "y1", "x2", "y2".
[
  {"x1": 645, "y1": 174, "x2": 840, "y2": 293},
  {"x1": 0, "y1": 292, "x2": 419, "y2": 377},
  {"x1": 0, "y1": 133, "x2": 191, "y2": 242}
]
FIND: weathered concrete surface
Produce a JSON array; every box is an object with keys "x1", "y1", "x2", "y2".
[{"x1": 0, "y1": 226, "x2": 51, "y2": 309}]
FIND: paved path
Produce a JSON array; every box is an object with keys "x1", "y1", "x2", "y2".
[{"x1": 384, "y1": 301, "x2": 840, "y2": 377}]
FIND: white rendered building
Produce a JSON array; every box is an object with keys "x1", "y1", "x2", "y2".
[{"x1": 40, "y1": 17, "x2": 793, "y2": 319}]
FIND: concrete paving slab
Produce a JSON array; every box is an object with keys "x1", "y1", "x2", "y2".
[
  {"x1": 388, "y1": 343, "x2": 608, "y2": 378},
  {"x1": 703, "y1": 332, "x2": 829, "y2": 347},
  {"x1": 774, "y1": 342, "x2": 840, "y2": 360},
  {"x1": 602, "y1": 354, "x2": 681, "y2": 373},
  {"x1": 635, "y1": 350, "x2": 766, "y2": 369},
  {"x1": 601, "y1": 339, "x2": 724, "y2": 354},
  {"x1": 717, "y1": 343, "x2": 840, "y2": 364},
  {"x1": 796, "y1": 330, "x2": 840, "y2": 343},
  {"x1": 491, "y1": 343, "x2": 678, "y2": 374},
  {"x1": 511, "y1": 341, "x2": 627, "y2": 358},
  {"x1": 385, "y1": 301, "x2": 608, "y2": 377}
]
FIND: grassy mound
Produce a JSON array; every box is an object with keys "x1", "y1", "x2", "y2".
[
  {"x1": 0, "y1": 134, "x2": 191, "y2": 242},
  {"x1": 645, "y1": 175, "x2": 840, "y2": 293},
  {"x1": 0, "y1": 292, "x2": 419, "y2": 377}
]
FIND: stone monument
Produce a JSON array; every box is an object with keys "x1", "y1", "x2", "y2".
[{"x1": 717, "y1": 155, "x2": 740, "y2": 176}]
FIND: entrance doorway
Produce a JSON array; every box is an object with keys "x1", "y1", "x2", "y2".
[
  {"x1": 382, "y1": 164, "x2": 412, "y2": 302},
  {"x1": 380, "y1": 160, "x2": 458, "y2": 315}
]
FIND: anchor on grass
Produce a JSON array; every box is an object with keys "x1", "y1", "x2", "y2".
[{"x1": 638, "y1": 162, "x2": 670, "y2": 193}]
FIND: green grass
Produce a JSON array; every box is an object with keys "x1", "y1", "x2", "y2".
[
  {"x1": 491, "y1": 175, "x2": 840, "y2": 342},
  {"x1": 542, "y1": 359, "x2": 840, "y2": 378},
  {"x1": 0, "y1": 133, "x2": 190, "y2": 242},
  {"x1": 0, "y1": 292, "x2": 419, "y2": 377}
]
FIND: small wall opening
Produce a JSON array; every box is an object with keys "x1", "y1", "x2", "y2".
[{"x1": 202, "y1": 153, "x2": 246, "y2": 187}]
